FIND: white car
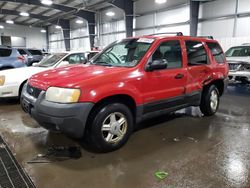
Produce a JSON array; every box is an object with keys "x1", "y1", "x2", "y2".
[
  {"x1": 226, "y1": 44, "x2": 250, "y2": 84},
  {"x1": 0, "y1": 51, "x2": 98, "y2": 98}
]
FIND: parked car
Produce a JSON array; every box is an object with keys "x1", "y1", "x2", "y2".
[
  {"x1": 0, "y1": 45, "x2": 27, "y2": 70},
  {"x1": 0, "y1": 51, "x2": 98, "y2": 98},
  {"x1": 18, "y1": 49, "x2": 43, "y2": 66},
  {"x1": 21, "y1": 33, "x2": 229, "y2": 152},
  {"x1": 226, "y1": 44, "x2": 250, "y2": 84}
]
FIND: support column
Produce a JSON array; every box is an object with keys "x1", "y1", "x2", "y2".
[
  {"x1": 59, "y1": 19, "x2": 71, "y2": 51},
  {"x1": 76, "y1": 11, "x2": 96, "y2": 49},
  {"x1": 190, "y1": 0, "x2": 200, "y2": 36},
  {"x1": 111, "y1": 0, "x2": 134, "y2": 37},
  {"x1": 45, "y1": 26, "x2": 49, "y2": 52}
]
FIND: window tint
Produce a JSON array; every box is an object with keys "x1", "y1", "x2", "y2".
[
  {"x1": 18, "y1": 49, "x2": 27, "y2": 55},
  {"x1": 185, "y1": 41, "x2": 208, "y2": 65},
  {"x1": 28, "y1": 50, "x2": 42, "y2": 55},
  {"x1": 207, "y1": 42, "x2": 225, "y2": 64},
  {"x1": 151, "y1": 40, "x2": 182, "y2": 69},
  {"x1": 0, "y1": 49, "x2": 12, "y2": 57}
]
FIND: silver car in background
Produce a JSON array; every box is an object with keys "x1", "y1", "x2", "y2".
[
  {"x1": 0, "y1": 46, "x2": 27, "y2": 71},
  {"x1": 17, "y1": 49, "x2": 43, "y2": 66},
  {"x1": 226, "y1": 44, "x2": 250, "y2": 84}
]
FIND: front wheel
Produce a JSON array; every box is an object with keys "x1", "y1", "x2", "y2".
[
  {"x1": 85, "y1": 103, "x2": 133, "y2": 152},
  {"x1": 200, "y1": 85, "x2": 220, "y2": 116}
]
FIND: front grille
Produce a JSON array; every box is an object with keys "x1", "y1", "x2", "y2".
[
  {"x1": 229, "y1": 63, "x2": 241, "y2": 71},
  {"x1": 27, "y1": 84, "x2": 42, "y2": 98},
  {"x1": 0, "y1": 136, "x2": 36, "y2": 188}
]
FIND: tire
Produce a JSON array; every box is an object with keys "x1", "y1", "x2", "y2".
[
  {"x1": 200, "y1": 85, "x2": 220, "y2": 116},
  {"x1": 85, "y1": 103, "x2": 133, "y2": 153}
]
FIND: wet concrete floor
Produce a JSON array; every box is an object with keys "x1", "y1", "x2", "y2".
[{"x1": 0, "y1": 84, "x2": 250, "y2": 188}]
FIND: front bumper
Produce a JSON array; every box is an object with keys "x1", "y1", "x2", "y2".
[
  {"x1": 0, "y1": 84, "x2": 19, "y2": 98},
  {"x1": 228, "y1": 71, "x2": 250, "y2": 83},
  {"x1": 21, "y1": 84, "x2": 94, "y2": 138}
]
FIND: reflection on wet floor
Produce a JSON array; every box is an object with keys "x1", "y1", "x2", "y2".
[{"x1": 0, "y1": 84, "x2": 250, "y2": 188}]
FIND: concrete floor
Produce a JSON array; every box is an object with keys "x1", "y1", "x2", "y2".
[{"x1": 0, "y1": 84, "x2": 250, "y2": 188}]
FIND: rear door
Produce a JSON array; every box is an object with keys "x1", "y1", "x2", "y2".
[
  {"x1": 142, "y1": 40, "x2": 187, "y2": 113},
  {"x1": 184, "y1": 40, "x2": 212, "y2": 94}
]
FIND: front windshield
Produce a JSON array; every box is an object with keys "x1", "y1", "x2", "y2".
[
  {"x1": 37, "y1": 53, "x2": 67, "y2": 67},
  {"x1": 225, "y1": 46, "x2": 250, "y2": 57},
  {"x1": 91, "y1": 38, "x2": 154, "y2": 67}
]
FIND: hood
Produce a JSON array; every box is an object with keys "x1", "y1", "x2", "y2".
[
  {"x1": 227, "y1": 56, "x2": 250, "y2": 64},
  {"x1": 29, "y1": 64, "x2": 130, "y2": 90}
]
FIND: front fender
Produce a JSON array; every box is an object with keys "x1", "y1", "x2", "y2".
[{"x1": 79, "y1": 82, "x2": 142, "y2": 105}]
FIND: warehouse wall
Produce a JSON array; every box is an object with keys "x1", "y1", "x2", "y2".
[
  {"x1": 198, "y1": 0, "x2": 250, "y2": 50},
  {"x1": 0, "y1": 23, "x2": 46, "y2": 49},
  {"x1": 47, "y1": 0, "x2": 250, "y2": 52}
]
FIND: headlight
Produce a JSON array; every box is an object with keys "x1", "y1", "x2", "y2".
[
  {"x1": 45, "y1": 87, "x2": 81, "y2": 103},
  {"x1": 0, "y1": 76, "x2": 5, "y2": 86}
]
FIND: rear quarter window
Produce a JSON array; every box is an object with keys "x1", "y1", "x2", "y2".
[
  {"x1": 207, "y1": 42, "x2": 226, "y2": 64},
  {"x1": 28, "y1": 50, "x2": 42, "y2": 55},
  {"x1": 18, "y1": 49, "x2": 27, "y2": 55},
  {"x1": 0, "y1": 49, "x2": 12, "y2": 57}
]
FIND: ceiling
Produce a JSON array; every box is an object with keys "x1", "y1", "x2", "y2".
[
  {"x1": 0, "y1": 0, "x2": 112, "y2": 27},
  {"x1": 0, "y1": 0, "x2": 212, "y2": 27}
]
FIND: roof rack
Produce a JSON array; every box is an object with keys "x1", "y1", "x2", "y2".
[
  {"x1": 148, "y1": 32, "x2": 183, "y2": 36},
  {"x1": 196, "y1": 36, "x2": 214, "y2": 39}
]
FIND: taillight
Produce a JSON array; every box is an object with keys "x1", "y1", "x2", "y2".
[{"x1": 17, "y1": 55, "x2": 26, "y2": 64}]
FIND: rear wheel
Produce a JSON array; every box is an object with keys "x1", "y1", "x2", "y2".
[
  {"x1": 85, "y1": 103, "x2": 133, "y2": 153},
  {"x1": 200, "y1": 85, "x2": 220, "y2": 116}
]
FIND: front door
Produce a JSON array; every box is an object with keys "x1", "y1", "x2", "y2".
[{"x1": 142, "y1": 40, "x2": 187, "y2": 113}]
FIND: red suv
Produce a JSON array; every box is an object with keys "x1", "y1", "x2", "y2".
[{"x1": 21, "y1": 33, "x2": 229, "y2": 152}]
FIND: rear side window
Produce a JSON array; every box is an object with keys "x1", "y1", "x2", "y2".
[
  {"x1": 0, "y1": 49, "x2": 12, "y2": 57},
  {"x1": 207, "y1": 42, "x2": 226, "y2": 64},
  {"x1": 185, "y1": 41, "x2": 208, "y2": 65},
  {"x1": 28, "y1": 50, "x2": 42, "y2": 55},
  {"x1": 18, "y1": 49, "x2": 27, "y2": 55}
]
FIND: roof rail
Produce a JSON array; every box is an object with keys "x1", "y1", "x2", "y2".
[
  {"x1": 196, "y1": 36, "x2": 214, "y2": 39},
  {"x1": 242, "y1": 43, "x2": 250, "y2": 45},
  {"x1": 148, "y1": 32, "x2": 183, "y2": 36}
]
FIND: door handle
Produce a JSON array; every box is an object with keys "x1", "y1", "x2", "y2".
[{"x1": 175, "y1": 73, "x2": 184, "y2": 79}]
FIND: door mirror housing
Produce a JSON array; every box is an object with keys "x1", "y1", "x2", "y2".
[
  {"x1": 146, "y1": 59, "x2": 168, "y2": 71},
  {"x1": 58, "y1": 60, "x2": 69, "y2": 67}
]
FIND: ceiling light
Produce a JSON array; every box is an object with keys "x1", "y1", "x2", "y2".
[
  {"x1": 55, "y1": 25, "x2": 61, "y2": 29},
  {"x1": 76, "y1": 19, "x2": 84, "y2": 24},
  {"x1": 106, "y1": 11, "x2": 115, "y2": 17},
  {"x1": 6, "y1": 20, "x2": 14, "y2": 24},
  {"x1": 41, "y1": 29, "x2": 46, "y2": 33},
  {"x1": 155, "y1": 0, "x2": 167, "y2": 4},
  {"x1": 20, "y1": 12, "x2": 29, "y2": 17},
  {"x1": 0, "y1": 25, "x2": 4, "y2": 29},
  {"x1": 41, "y1": 0, "x2": 53, "y2": 5}
]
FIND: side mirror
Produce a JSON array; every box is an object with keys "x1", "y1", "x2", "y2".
[
  {"x1": 146, "y1": 59, "x2": 168, "y2": 71},
  {"x1": 58, "y1": 61, "x2": 69, "y2": 67}
]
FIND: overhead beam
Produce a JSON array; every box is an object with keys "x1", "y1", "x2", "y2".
[
  {"x1": 190, "y1": 0, "x2": 200, "y2": 36},
  {"x1": 110, "y1": 0, "x2": 134, "y2": 37}
]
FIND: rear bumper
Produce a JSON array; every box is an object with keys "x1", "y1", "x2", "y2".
[
  {"x1": 228, "y1": 71, "x2": 250, "y2": 83},
  {"x1": 21, "y1": 84, "x2": 94, "y2": 138}
]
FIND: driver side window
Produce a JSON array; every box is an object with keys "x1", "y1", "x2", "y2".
[{"x1": 151, "y1": 40, "x2": 182, "y2": 69}]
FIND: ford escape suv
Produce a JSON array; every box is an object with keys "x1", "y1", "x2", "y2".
[{"x1": 21, "y1": 33, "x2": 229, "y2": 152}]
